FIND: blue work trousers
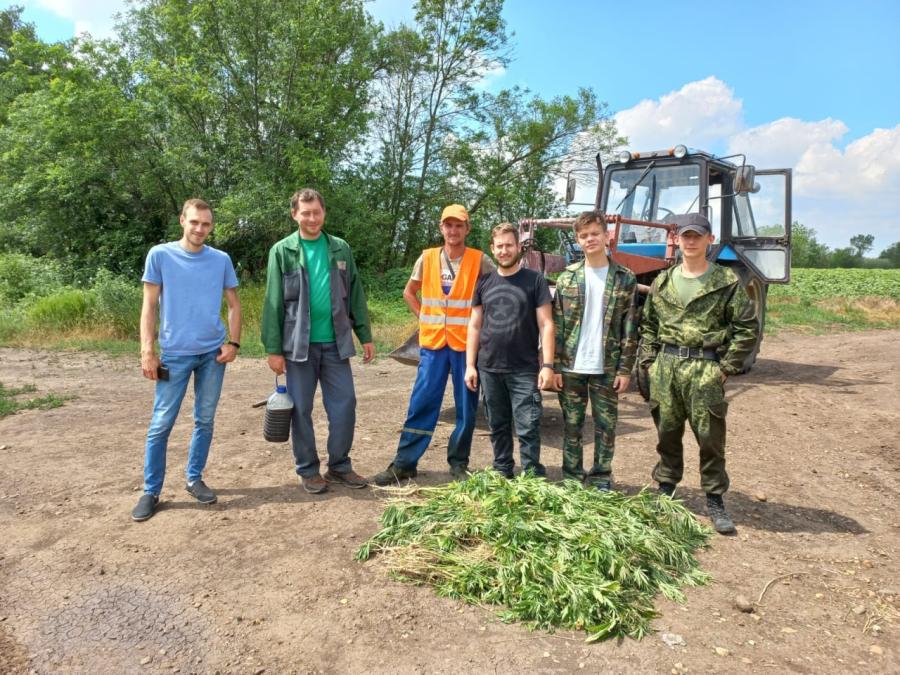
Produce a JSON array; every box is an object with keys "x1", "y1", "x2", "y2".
[
  {"x1": 394, "y1": 346, "x2": 478, "y2": 471},
  {"x1": 143, "y1": 349, "x2": 226, "y2": 495}
]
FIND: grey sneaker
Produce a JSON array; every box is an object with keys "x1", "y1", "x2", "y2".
[
  {"x1": 324, "y1": 469, "x2": 368, "y2": 489},
  {"x1": 301, "y1": 474, "x2": 329, "y2": 494},
  {"x1": 590, "y1": 480, "x2": 612, "y2": 492},
  {"x1": 132, "y1": 494, "x2": 159, "y2": 522},
  {"x1": 371, "y1": 463, "x2": 417, "y2": 486},
  {"x1": 449, "y1": 464, "x2": 469, "y2": 481},
  {"x1": 186, "y1": 480, "x2": 217, "y2": 504},
  {"x1": 706, "y1": 494, "x2": 736, "y2": 535}
]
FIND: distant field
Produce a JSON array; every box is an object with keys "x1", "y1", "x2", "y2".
[
  {"x1": 769, "y1": 268, "x2": 900, "y2": 300},
  {"x1": 767, "y1": 268, "x2": 900, "y2": 332}
]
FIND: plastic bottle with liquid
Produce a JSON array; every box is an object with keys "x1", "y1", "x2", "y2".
[{"x1": 263, "y1": 378, "x2": 293, "y2": 442}]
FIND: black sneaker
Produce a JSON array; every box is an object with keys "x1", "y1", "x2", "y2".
[
  {"x1": 657, "y1": 482, "x2": 677, "y2": 498},
  {"x1": 449, "y1": 464, "x2": 469, "y2": 481},
  {"x1": 591, "y1": 480, "x2": 612, "y2": 492},
  {"x1": 371, "y1": 463, "x2": 417, "y2": 486},
  {"x1": 706, "y1": 494, "x2": 736, "y2": 535},
  {"x1": 132, "y1": 494, "x2": 159, "y2": 522},
  {"x1": 186, "y1": 480, "x2": 217, "y2": 504}
]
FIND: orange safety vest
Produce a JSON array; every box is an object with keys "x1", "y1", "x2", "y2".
[{"x1": 419, "y1": 247, "x2": 482, "y2": 351}]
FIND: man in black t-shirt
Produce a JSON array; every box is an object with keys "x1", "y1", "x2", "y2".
[{"x1": 464, "y1": 223, "x2": 554, "y2": 477}]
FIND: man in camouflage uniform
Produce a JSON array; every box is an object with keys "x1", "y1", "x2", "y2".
[
  {"x1": 553, "y1": 211, "x2": 638, "y2": 490},
  {"x1": 639, "y1": 213, "x2": 758, "y2": 534}
]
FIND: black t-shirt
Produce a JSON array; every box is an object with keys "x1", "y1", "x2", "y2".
[{"x1": 473, "y1": 267, "x2": 552, "y2": 373}]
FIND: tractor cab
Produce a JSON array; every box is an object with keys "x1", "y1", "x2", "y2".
[{"x1": 565, "y1": 145, "x2": 792, "y2": 287}]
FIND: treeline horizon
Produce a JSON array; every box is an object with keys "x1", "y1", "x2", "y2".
[
  {"x1": 0, "y1": 0, "x2": 620, "y2": 284},
  {"x1": 1, "y1": 0, "x2": 897, "y2": 292}
]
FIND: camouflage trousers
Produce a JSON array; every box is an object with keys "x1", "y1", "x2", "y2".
[
  {"x1": 648, "y1": 352, "x2": 729, "y2": 495},
  {"x1": 557, "y1": 372, "x2": 618, "y2": 485}
]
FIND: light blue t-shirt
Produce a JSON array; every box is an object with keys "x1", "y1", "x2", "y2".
[
  {"x1": 572, "y1": 264, "x2": 609, "y2": 374},
  {"x1": 142, "y1": 242, "x2": 239, "y2": 356}
]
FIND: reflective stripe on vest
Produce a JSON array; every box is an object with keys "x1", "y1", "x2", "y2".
[{"x1": 419, "y1": 246, "x2": 482, "y2": 351}]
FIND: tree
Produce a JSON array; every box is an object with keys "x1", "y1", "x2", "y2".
[
  {"x1": 878, "y1": 242, "x2": 900, "y2": 268},
  {"x1": 828, "y1": 247, "x2": 861, "y2": 268},
  {"x1": 849, "y1": 233, "x2": 875, "y2": 258},
  {"x1": 789, "y1": 222, "x2": 830, "y2": 268}
]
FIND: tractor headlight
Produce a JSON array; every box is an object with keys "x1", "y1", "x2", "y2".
[
  {"x1": 617, "y1": 150, "x2": 632, "y2": 163},
  {"x1": 673, "y1": 144, "x2": 688, "y2": 159}
]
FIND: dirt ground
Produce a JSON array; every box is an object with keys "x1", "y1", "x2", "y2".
[{"x1": 1, "y1": 329, "x2": 898, "y2": 674}]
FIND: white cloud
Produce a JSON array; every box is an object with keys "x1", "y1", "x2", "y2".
[
  {"x1": 615, "y1": 77, "x2": 743, "y2": 152},
  {"x1": 613, "y1": 77, "x2": 900, "y2": 251},
  {"x1": 33, "y1": 0, "x2": 126, "y2": 39}
]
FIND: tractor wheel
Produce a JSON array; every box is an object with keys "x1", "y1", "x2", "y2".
[{"x1": 731, "y1": 266, "x2": 767, "y2": 373}]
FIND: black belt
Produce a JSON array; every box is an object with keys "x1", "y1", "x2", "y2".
[{"x1": 662, "y1": 344, "x2": 719, "y2": 361}]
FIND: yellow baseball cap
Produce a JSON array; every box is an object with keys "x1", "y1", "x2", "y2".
[{"x1": 441, "y1": 204, "x2": 469, "y2": 223}]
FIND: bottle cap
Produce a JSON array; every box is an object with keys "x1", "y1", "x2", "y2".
[{"x1": 276, "y1": 385, "x2": 287, "y2": 393}]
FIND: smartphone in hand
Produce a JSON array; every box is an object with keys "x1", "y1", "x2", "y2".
[{"x1": 157, "y1": 366, "x2": 170, "y2": 381}]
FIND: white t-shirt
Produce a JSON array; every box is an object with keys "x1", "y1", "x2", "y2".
[{"x1": 572, "y1": 264, "x2": 609, "y2": 374}]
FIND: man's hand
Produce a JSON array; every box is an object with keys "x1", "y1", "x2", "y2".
[
  {"x1": 362, "y1": 342, "x2": 375, "y2": 363},
  {"x1": 464, "y1": 365, "x2": 478, "y2": 392},
  {"x1": 613, "y1": 374, "x2": 631, "y2": 394},
  {"x1": 141, "y1": 351, "x2": 160, "y2": 380},
  {"x1": 553, "y1": 373, "x2": 564, "y2": 391},
  {"x1": 216, "y1": 343, "x2": 238, "y2": 364},
  {"x1": 268, "y1": 354, "x2": 286, "y2": 375},
  {"x1": 537, "y1": 367, "x2": 554, "y2": 391}
]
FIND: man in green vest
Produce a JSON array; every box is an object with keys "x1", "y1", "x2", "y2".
[{"x1": 261, "y1": 188, "x2": 374, "y2": 494}]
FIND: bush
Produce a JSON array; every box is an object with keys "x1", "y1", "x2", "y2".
[
  {"x1": 0, "y1": 253, "x2": 62, "y2": 305},
  {"x1": 26, "y1": 289, "x2": 94, "y2": 330},
  {"x1": 91, "y1": 269, "x2": 142, "y2": 338}
]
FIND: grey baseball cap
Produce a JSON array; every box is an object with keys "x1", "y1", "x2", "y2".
[{"x1": 671, "y1": 213, "x2": 712, "y2": 235}]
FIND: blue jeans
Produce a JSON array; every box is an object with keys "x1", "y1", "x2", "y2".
[
  {"x1": 480, "y1": 370, "x2": 545, "y2": 476},
  {"x1": 394, "y1": 346, "x2": 478, "y2": 471},
  {"x1": 143, "y1": 349, "x2": 226, "y2": 495},
  {"x1": 285, "y1": 342, "x2": 356, "y2": 477}
]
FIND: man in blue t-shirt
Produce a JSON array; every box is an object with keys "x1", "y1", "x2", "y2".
[{"x1": 132, "y1": 198, "x2": 242, "y2": 522}]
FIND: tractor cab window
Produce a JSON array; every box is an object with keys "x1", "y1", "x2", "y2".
[{"x1": 606, "y1": 164, "x2": 701, "y2": 243}]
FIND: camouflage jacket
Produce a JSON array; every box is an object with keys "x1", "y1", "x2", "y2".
[
  {"x1": 552, "y1": 258, "x2": 638, "y2": 377},
  {"x1": 638, "y1": 263, "x2": 758, "y2": 376}
]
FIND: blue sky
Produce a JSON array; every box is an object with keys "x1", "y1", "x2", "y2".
[{"x1": 18, "y1": 0, "x2": 900, "y2": 251}]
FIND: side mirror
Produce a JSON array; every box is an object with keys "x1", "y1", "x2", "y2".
[
  {"x1": 735, "y1": 165, "x2": 757, "y2": 193},
  {"x1": 565, "y1": 176, "x2": 577, "y2": 205}
]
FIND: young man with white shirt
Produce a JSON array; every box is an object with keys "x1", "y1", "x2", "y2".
[{"x1": 552, "y1": 211, "x2": 638, "y2": 491}]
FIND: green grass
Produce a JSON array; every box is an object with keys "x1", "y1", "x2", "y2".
[
  {"x1": 2, "y1": 267, "x2": 898, "y2": 355},
  {"x1": 0, "y1": 382, "x2": 74, "y2": 419},
  {"x1": 767, "y1": 268, "x2": 900, "y2": 333},
  {"x1": 358, "y1": 470, "x2": 711, "y2": 641}
]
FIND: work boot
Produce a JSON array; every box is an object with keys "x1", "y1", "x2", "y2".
[
  {"x1": 301, "y1": 474, "x2": 329, "y2": 494},
  {"x1": 324, "y1": 469, "x2": 368, "y2": 489},
  {"x1": 706, "y1": 493, "x2": 736, "y2": 535},
  {"x1": 371, "y1": 463, "x2": 417, "y2": 486},
  {"x1": 185, "y1": 479, "x2": 217, "y2": 504},
  {"x1": 131, "y1": 494, "x2": 159, "y2": 522},
  {"x1": 657, "y1": 482, "x2": 676, "y2": 498},
  {"x1": 449, "y1": 464, "x2": 469, "y2": 481}
]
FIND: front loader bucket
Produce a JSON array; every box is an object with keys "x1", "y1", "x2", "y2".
[{"x1": 389, "y1": 329, "x2": 421, "y2": 366}]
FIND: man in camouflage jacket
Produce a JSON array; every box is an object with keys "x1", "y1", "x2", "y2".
[
  {"x1": 552, "y1": 211, "x2": 638, "y2": 490},
  {"x1": 639, "y1": 213, "x2": 758, "y2": 533}
]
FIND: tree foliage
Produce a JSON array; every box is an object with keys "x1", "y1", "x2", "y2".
[{"x1": 0, "y1": 0, "x2": 623, "y2": 280}]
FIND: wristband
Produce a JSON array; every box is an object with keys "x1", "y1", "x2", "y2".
[
  {"x1": 541, "y1": 363, "x2": 554, "y2": 370},
  {"x1": 227, "y1": 340, "x2": 241, "y2": 350}
]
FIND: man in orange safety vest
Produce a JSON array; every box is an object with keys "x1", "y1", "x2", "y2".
[{"x1": 372, "y1": 204, "x2": 493, "y2": 485}]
